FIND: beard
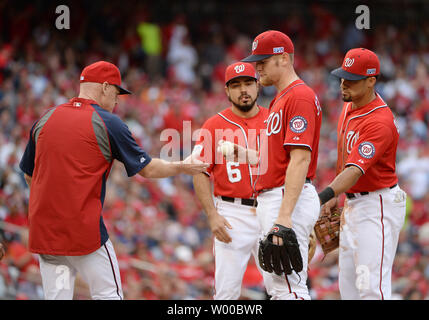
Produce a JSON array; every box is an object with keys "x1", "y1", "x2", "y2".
[
  {"x1": 259, "y1": 76, "x2": 274, "y2": 87},
  {"x1": 229, "y1": 93, "x2": 258, "y2": 112},
  {"x1": 341, "y1": 92, "x2": 352, "y2": 102}
]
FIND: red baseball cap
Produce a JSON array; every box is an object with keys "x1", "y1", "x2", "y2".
[
  {"x1": 225, "y1": 62, "x2": 257, "y2": 85},
  {"x1": 80, "y1": 61, "x2": 131, "y2": 95},
  {"x1": 331, "y1": 48, "x2": 380, "y2": 81},
  {"x1": 242, "y1": 30, "x2": 294, "y2": 62}
]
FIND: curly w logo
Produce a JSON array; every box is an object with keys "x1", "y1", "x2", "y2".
[
  {"x1": 234, "y1": 64, "x2": 245, "y2": 73},
  {"x1": 266, "y1": 110, "x2": 283, "y2": 136},
  {"x1": 344, "y1": 58, "x2": 355, "y2": 68},
  {"x1": 346, "y1": 130, "x2": 359, "y2": 154}
]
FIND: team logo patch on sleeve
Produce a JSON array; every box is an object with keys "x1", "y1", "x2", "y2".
[
  {"x1": 289, "y1": 116, "x2": 308, "y2": 133},
  {"x1": 358, "y1": 142, "x2": 375, "y2": 159}
]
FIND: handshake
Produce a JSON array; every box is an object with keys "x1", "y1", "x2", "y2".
[{"x1": 217, "y1": 140, "x2": 259, "y2": 165}]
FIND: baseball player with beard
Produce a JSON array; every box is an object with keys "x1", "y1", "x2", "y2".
[
  {"x1": 242, "y1": 30, "x2": 322, "y2": 300},
  {"x1": 318, "y1": 48, "x2": 406, "y2": 299},
  {"x1": 193, "y1": 62, "x2": 268, "y2": 300}
]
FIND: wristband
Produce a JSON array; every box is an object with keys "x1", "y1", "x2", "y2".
[{"x1": 318, "y1": 187, "x2": 335, "y2": 205}]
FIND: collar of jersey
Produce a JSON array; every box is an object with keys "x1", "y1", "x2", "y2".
[
  {"x1": 269, "y1": 79, "x2": 304, "y2": 109},
  {"x1": 70, "y1": 97, "x2": 99, "y2": 106},
  {"x1": 346, "y1": 93, "x2": 387, "y2": 116},
  {"x1": 223, "y1": 105, "x2": 263, "y2": 122}
]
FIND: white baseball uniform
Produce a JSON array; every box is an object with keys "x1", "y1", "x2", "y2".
[
  {"x1": 336, "y1": 96, "x2": 406, "y2": 299},
  {"x1": 213, "y1": 197, "x2": 261, "y2": 299},
  {"x1": 254, "y1": 80, "x2": 323, "y2": 300},
  {"x1": 256, "y1": 184, "x2": 320, "y2": 299},
  {"x1": 194, "y1": 106, "x2": 268, "y2": 299},
  {"x1": 339, "y1": 186, "x2": 406, "y2": 299}
]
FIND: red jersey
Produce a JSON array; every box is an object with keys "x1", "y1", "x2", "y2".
[
  {"x1": 19, "y1": 98, "x2": 152, "y2": 256},
  {"x1": 337, "y1": 93, "x2": 399, "y2": 193},
  {"x1": 195, "y1": 106, "x2": 268, "y2": 198},
  {"x1": 255, "y1": 79, "x2": 322, "y2": 191}
]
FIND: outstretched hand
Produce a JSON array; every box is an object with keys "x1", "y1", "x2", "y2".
[
  {"x1": 217, "y1": 140, "x2": 259, "y2": 165},
  {"x1": 181, "y1": 154, "x2": 209, "y2": 175}
]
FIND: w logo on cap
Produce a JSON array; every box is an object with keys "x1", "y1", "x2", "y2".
[
  {"x1": 234, "y1": 64, "x2": 245, "y2": 73},
  {"x1": 252, "y1": 40, "x2": 258, "y2": 52},
  {"x1": 344, "y1": 58, "x2": 355, "y2": 68}
]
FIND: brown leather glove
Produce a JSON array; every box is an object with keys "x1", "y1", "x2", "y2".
[
  {"x1": 314, "y1": 207, "x2": 341, "y2": 256},
  {"x1": 308, "y1": 230, "x2": 316, "y2": 264}
]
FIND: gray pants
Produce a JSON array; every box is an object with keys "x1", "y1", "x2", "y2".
[{"x1": 38, "y1": 239, "x2": 123, "y2": 300}]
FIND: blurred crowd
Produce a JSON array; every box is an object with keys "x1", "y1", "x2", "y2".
[{"x1": 0, "y1": 0, "x2": 429, "y2": 300}]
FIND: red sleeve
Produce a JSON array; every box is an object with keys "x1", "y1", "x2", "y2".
[
  {"x1": 193, "y1": 120, "x2": 215, "y2": 174},
  {"x1": 283, "y1": 98, "x2": 318, "y2": 151},
  {"x1": 345, "y1": 123, "x2": 392, "y2": 174}
]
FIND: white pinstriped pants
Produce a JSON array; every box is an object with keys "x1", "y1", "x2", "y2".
[
  {"x1": 339, "y1": 185, "x2": 406, "y2": 300},
  {"x1": 213, "y1": 197, "x2": 262, "y2": 300},
  {"x1": 256, "y1": 184, "x2": 320, "y2": 300}
]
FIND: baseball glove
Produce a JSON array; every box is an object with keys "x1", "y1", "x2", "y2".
[
  {"x1": 314, "y1": 207, "x2": 342, "y2": 256},
  {"x1": 258, "y1": 224, "x2": 303, "y2": 276}
]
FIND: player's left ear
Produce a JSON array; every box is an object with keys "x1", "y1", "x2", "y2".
[
  {"x1": 280, "y1": 53, "x2": 293, "y2": 66},
  {"x1": 102, "y1": 81, "x2": 110, "y2": 95},
  {"x1": 366, "y1": 76, "x2": 377, "y2": 89},
  {"x1": 224, "y1": 85, "x2": 231, "y2": 99},
  {"x1": 287, "y1": 53, "x2": 294, "y2": 66},
  {"x1": 277, "y1": 53, "x2": 288, "y2": 67}
]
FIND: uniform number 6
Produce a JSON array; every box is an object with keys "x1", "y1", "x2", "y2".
[{"x1": 226, "y1": 162, "x2": 242, "y2": 183}]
